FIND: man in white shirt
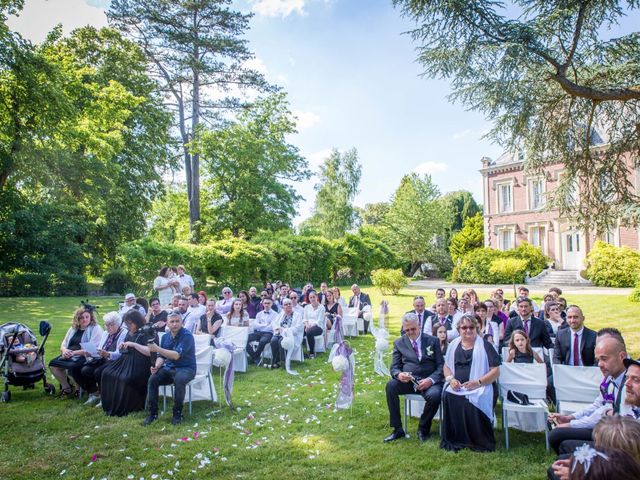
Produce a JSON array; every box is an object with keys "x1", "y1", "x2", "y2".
[
  {"x1": 184, "y1": 293, "x2": 205, "y2": 332},
  {"x1": 509, "y1": 286, "x2": 539, "y2": 313},
  {"x1": 177, "y1": 297, "x2": 196, "y2": 333},
  {"x1": 246, "y1": 298, "x2": 277, "y2": 365},
  {"x1": 176, "y1": 265, "x2": 194, "y2": 292},
  {"x1": 120, "y1": 293, "x2": 146, "y2": 318},
  {"x1": 548, "y1": 336, "x2": 628, "y2": 453},
  {"x1": 402, "y1": 296, "x2": 431, "y2": 335}
]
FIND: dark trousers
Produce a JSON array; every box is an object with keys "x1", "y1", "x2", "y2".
[
  {"x1": 147, "y1": 367, "x2": 196, "y2": 416},
  {"x1": 305, "y1": 325, "x2": 323, "y2": 353},
  {"x1": 247, "y1": 331, "x2": 273, "y2": 360},
  {"x1": 385, "y1": 378, "x2": 442, "y2": 433},
  {"x1": 75, "y1": 359, "x2": 107, "y2": 394},
  {"x1": 270, "y1": 335, "x2": 284, "y2": 363},
  {"x1": 549, "y1": 427, "x2": 593, "y2": 454}
]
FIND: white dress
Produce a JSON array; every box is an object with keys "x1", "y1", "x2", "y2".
[{"x1": 153, "y1": 276, "x2": 174, "y2": 306}]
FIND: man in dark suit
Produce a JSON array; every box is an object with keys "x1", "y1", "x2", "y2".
[
  {"x1": 504, "y1": 297, "x2": 553, "y2": 349},
  {"x1": 348, "y1": 284, "x2": 372, "y2": 334},
  {"x1": 384, "y1": 313, "x2": 444, "y2": 443},
  {"x1": 400, "y1": 295, "x2": 433, "y2": 335},
  {"x1": 552, "y1": 306, "x2": 597, "y2": 366}
]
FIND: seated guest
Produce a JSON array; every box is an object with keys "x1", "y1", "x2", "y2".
[
  {"x1": 120, "y1": 293, "x2": 146, "y2": 318},
  {"x1": 324, "y1": 288, "x2": 342, "y2": 331},
  {"x1": 462, "y1": 288, "x2": 479, "y2": 308},
  {"x1": 238, "y1": 290, "x2": 256, "y2": 319},
  {"x1": 269, "y1": 299, "x2": 303, "y2": 369},
  {"x1": 538, "y1": 293, "x2": 557, "y2": 320},
  {"x1": 196, "y1": 299, "x2": 223, "y2": 342},
  {"x1": 449, "y1": 287, "x2": 458, "y2": 301},
  {"x1": 257, "y1": 290, "x2": 280, "y2": 313},
  {"x1": 136, "y1": 297, "x2": 149, "y2": 316},
  {"x1": 557, "y1": 297, "x2": 568, "y2": 319},
  {"x1": 447, "y1": 297, "x2": 462, "y2": 328},
  {"x1": 440, "y1": 314, "x2": 501, "y2": 452},
  {"x1": 430, "y1": 287, "x2": 447, "y2": 310},
  {"x1": 303, "y1": 291, "x2": 325, "y2": 359},
  {"x1": 458, "y1": 296, "x2": 473, "y2": 315},
  {"x1": 474, "y1": 302, "x2": 499, "y2": 350},
  {"x1": 215, "y1": 287, "x2": 235, "y2": 316},
  {"x1": 548, "y1": 336, "x2": 628, "y2": 454},
  {"x1": 333, "y1": 287, "x2": 348, "y2": 310},
  {"x1": 49, "y1": 305, "x2": 103, "y2": 398},
  {"x1": 289, "y1": 291, "x2": 304, "y2": 316},
  {"x1": 384, "y1": 313, "x2": 444, "y2": 443},
  {"x1": 186, "y1": 293, "x2": 205, "y2": 326},
  {"x1": 622, "y1": 356, "x2": 640, "y2": 420},
  {"x1": 224, "y1": 299, "x2": 250, "y2": 327},
  {"x1": 484, "y1": 299, "x2": 504, "y2": 341},
  {"x1": 508, "y1": 286, "x2": 539, "y2": 314},
  {"x1": 147, "y1": 297, "x2": 168, "y2": 333},
  {"x1": 177, "y1": 296, "x2": 196, "y2": 333},
  {"x1": 247, "y1": 298, "x2": 276, "y2": 365},
  {"x1": 544, "y1": 301, "x2": 567, "y2": 340},
  {"x1": 166, "y1": 293, "x2": 181, "y2": 312},
  {"x1": 181, "y1": 285, "x2": 192, "y2": 297},
  {"x1": 402, "y1": 295, "x2": 431, "y2": 335},
  {"x1": 100, "y1": 310, "x2": 154, "y2": 417},
  {"x1": 348, "y1": 284, "x2": 371, "y2": 334},
  {"x1": 431, "y1": 298, "x2": 454, "y2": 338},
  {"x1": 504, "y1": 297, "x2": 553, "y2": 349},
  {"x1": 506, "y1": 330, "x2": 544, "y2": 363},
  {"x1": 144, "y1": 311, "x2": 197, "y2": 425},
  {"x1": 436, "y1": 324, "x2": 449, "y2": 356},
  {"x1": 74, "y1": 311, "x2": 127, "y2": 406},
  {"x1": 197, "y1": 290, "x2": 207, "y2": 306},
  {"x1": 553, "y1": 306, "x2": 597, "y2": 367}
]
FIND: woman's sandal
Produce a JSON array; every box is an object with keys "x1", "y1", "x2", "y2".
[{"x1": 58, "y1": 386, "x2": 76, "y2": 398}]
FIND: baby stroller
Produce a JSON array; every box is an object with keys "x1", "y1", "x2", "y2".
[{"x1": 0, "y1": 321, "x2": 55, "y2": 402}]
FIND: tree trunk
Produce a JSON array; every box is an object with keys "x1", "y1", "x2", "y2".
[
  {"x1": 408, "y1": 261, "x2": 422, "y2": 277},
  {"x1": 188, "y1": 13, "x2": 201, "y2": 243}
]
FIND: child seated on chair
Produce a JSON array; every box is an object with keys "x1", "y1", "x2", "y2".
[
  {"x1": 436, "y1": 324, "x2": 449, "y2": 355},
  {"x1": 506, "y1": 329, "x2": 543, "y2": 364}
]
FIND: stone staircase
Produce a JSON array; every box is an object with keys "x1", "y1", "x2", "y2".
[{"x1": 526, "y1": 269, "x2": 592, "y2": 287}]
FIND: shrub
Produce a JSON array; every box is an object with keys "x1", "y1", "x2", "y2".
[
  {"x1": 449, "y1": 213, "x2": 484, "y2": 264},
  {"x1": 505, "y1": 242, "x2": 549, "y2": 277},
  {"x1": 102, "y1": 269, "x2": 135, "y2": 295},
  {"x1": 628, "y1": 288, "x2": 640, "y2": 303},
  {"x1": 0, "y1": 272, "x2": 87, "y2": 296},
  {"x1": 489, "y1": 258, "x2": 528, "y2": 297},
  {"x1": 53, "y1": 273, "x2": 87, "y2": 296},
  {"x1": 586, "y1": 241, "x2": 640, "y2": 287},
  {"x1": 370, "y1": 268, "x2": 408, "y2": 295}
]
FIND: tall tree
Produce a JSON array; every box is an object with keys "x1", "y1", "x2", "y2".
[
  {"x1": 439, "y1": 190, "x2": 481, "y2": 245},
  {"x1": 303, "y1": 148, "x2": 362, "y2": 239},
  {"x1": 359, "y1": 202, "x2": 390, "y2": 226},
  {"x1": 191, "y1": 93, "x2": 309, "y2": 238},
  {"x1": 383, "y1": 173, "x2": 448, "y2": 275},
  {"x1": 394, "y1": 1, "x2": 640, "y2": 234},
  {"x1": 109, "y1": 0, "x2": 272, "y2": 241},
  {"x1": 449, "y1": 212, "x2": 484, "y2": 265}
]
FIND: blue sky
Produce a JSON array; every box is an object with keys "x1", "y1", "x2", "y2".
[{"x1": 8, "y1": 1, "x2": 639, "y2": 223}]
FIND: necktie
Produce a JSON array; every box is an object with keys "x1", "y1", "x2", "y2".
[
  {"x1": 524, "y1": 320, "x2": 529, "y2": 335},
  {"x1": 439, "y1": 317, "x2": 446, "y2": 326},
  {"x1": 412, "y1": 340, "x2": 420, "y2": 359},
  {"x1": 417, "y1": 312, "x2": 422, "y2": 327},
  {"x1": 573, "y1": 333, "x2": 580, "y2": 366}
]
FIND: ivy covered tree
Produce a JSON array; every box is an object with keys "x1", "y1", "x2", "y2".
[
  {"x1": 109, "y1": 0, "x2": 273, "y2": 241},
  {"x1": 394, "y1": 0, "x2": 640, "y2": 234}
]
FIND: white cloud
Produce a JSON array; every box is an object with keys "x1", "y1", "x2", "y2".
[
  {"x1": 244, "y1": 57, "x2": 269, "y2": 75},
  {"x1": 293, "y1": 110, "x2": 320, "y2": 131},
  {"x1": 304, "y1": 148, "x2": 332, "y2": 167},
  {"x1": 7, "y1": 0, "x2": 108, "y2": 44},
  {"x1": 248, "y1": 0, "x2": 306, "y2": 18},
  {"x1": 414, "y1": 161, "x2": 448, "y2": 175},
  {"x1": 452, "y1": 127, "x2": 491, "y2": 140}
]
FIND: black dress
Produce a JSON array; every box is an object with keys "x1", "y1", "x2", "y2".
[
  {"x1": 49, "y1": 329, "x2": 87, "y2": 376},
  {"x1": 326, "y1": 303, "x2": 339, "y2": 329},
  {"x1": 513, "y1": 350, "x2": 535, "y2": 364},
  {"x1": 441, "y1": 339, "x2": 501, "y2": 452},
  {"x1": 149, "y1": 311, "x2": 168, "y2": 332},
  {"x1": 100, "y1": 332, "x2": 152, "y2": 416}
]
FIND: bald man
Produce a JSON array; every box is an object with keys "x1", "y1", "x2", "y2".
[
  {"x1": 548, "y1": 336, "x2": 628, "y2": 454},
  {"x1": 552, "y1": 306, "x2": 597, "y2": 366}
]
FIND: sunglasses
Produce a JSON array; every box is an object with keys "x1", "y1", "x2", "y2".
[{"x1": 460, "y1": 326, "x2": 475, "y2": 331}]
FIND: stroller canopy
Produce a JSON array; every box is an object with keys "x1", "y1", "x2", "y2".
[{"x1": 0, "y1": 323, "x2": 37, "y2": 349}]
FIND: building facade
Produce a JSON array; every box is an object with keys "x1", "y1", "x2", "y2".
[{"x1": 480, "y1": 151, "x2": 639, "y2": 270}]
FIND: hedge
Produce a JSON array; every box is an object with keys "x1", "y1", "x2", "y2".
[
  {"x1": 0, "y1": 272, "x2": 87, "y2": 297},
  {"x1": 586, "y1": 241, "x2": 640, "y2": 287},
  {"x1": 452, "y1": 242, "x2": 549, "y2": 284}
]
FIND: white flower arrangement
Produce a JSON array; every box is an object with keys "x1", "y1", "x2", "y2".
[
  {"x1": 332, "y1": 355, "x2": 349, "y2": 372},
  {"x1": 212, "y1": 348, "x2": 232, "y2": 367},
  {"x1": 425, "y1": 346, "x2": 434, "y2": 357},
  {"x1": 571, "y1": 444, "x2": 609, "y2": 474}
]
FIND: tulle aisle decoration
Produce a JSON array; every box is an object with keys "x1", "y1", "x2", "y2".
[
  {"x1": 370, "y1": 300, "x2": 390, "y2": 376},
  {"x1": 281, "y1": 327, "x2": 301, "y2": 376},
  {"x1": 213, "y1": 339, "x2": 236, "y2": 407}
]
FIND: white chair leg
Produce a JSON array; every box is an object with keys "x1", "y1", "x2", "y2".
[
  {"x1": 504, "y1": 409, "x2": 509, "y2": 449},
  {"x1": 188, "y1": 384, "x2": 192, "y2": 416},
  {"x1": 545, "y1": 427, "x2": 550, "y2": 452}
]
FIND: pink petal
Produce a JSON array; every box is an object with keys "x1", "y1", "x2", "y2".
[
  {"x1": 194, "y1": 432, "x2": 200, "y2": 439},
  {"x1": 91, "y1": 454, "x2": 97, "y2": 462}
]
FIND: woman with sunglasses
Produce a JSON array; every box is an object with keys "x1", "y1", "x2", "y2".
[
  {"x1": 440, "y1": 314, "x2": 501, "y2": 452},
  {"x1": 543, "y1": 301, "x2": 567, "y2": 340}
]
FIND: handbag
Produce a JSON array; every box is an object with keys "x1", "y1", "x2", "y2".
[{"x1": 507, "y1": 390, "x2": 532, "y2": 405}]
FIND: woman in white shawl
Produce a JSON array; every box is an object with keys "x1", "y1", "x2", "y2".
[{"x1": 440, "y1": 314, "x2": 500, "y2": 452}]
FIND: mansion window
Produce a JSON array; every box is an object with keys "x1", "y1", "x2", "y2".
[
  {"x1": 498, "y1": 183, "x2": 512, "y2": 213},
  {"x1": 529, "y1": 226, "x2": 545, "y2": 251},
  {"x1": 530, "y1": 179, "x2": 544, "y2": 210},
  {"x1": 498, "y1": 227, "x2": 514, "y2": 251}
]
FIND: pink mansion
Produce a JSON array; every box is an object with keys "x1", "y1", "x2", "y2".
[{"x1": 480, "y1": 151, "x2": 639, "y2": 271}]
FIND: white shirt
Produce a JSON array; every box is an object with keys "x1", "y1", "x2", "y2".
[
  {"x1": 177, "y1": 273, "x2": 194, "y2": 291},
  {"x1": 181, "y1": 309, "x2": 198, "y2": 333},
  {"x1": 253, "y1": 309, "x2": 277, "y2": 333},
  {"x1": 293, "y1": 304, "x2": 304, "y2": 316},
  {"x1": 270, "y1": 310, "x2": 303, "y2": 335},
  {"x1": 303, "y1": 304, "x2": 326, "y2": 329},
  {"x1": 120, "y1": 303, "x2": 146, "y2": 318},
  {"x1": 215, "y1": 298, "x2": 235, "y2": 316},
  {"x1": 571, "y1": 371, "x2": 626, "y2": 428},
  {"x1": 187, "y1": 304, "x2": 206, "y2": 320}
]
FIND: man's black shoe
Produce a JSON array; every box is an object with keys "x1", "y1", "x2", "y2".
[
  {"x1": 417, "y1": 430, "x2": 430, "y2": 442},
  {"x1": 142, "y1": 414, "x2": 157, "y2": 426},
  {"x1": 171, "y1": 414, "x2": 183, "y2": 425},
  {"x1": 383, "y1": 429, "x2": 406, "y2": 443}
]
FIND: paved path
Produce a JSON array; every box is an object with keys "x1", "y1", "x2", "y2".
[{"x1": 408, "y1": 279, "x2": 633, "y2": 296}]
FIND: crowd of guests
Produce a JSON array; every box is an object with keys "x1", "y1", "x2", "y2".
[
  {"x1": 47, "y1": 270, "x2": 640, "y2": 476},
  {"x1": 385, "y1": 285, "x2": 640, "y2": 479}
]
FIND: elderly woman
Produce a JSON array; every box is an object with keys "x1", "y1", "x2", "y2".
[
  {"x1": 440, "y1": 314, "x2": 501, "y2": 452},
  {"x1": 215, "y1": 287, "x2": 235, "y2": 316},
  {"x1": 49, "y1": 306, "x2": 103, "y2": 398},
  {"x1": 72, "y1": 311, "x2": 128, "y2": 405},
  {"x1": 154, "y1": 266, "x2": 179, "y2": 307},
  {"x1": 303, "y1": 291, "x2": 325, "y2": 359},
  {"x1": 100, "y1": 310, "x2": 155, "y2": 416}
]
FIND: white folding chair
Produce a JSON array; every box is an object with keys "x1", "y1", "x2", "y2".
[
  {"x1": 162, "y1": 346, "x2": 217, "y2": 415},
  {"x1": 552, "y1": 365, "x2": 602, "y2": 415},
  {"x1": 342, "y1": 309, "x2": 359, "y2": 337},
  {"x1": 220, "y1": 326, "x2": 250, "y2": 373},
  {"x1": 403, "y1": 394, "x2": 442, "y2": 437},
  {"x1": 193, "y1": 334, "x2": 211, "y2": 351},
  {"x1": 499, "y1": 363, "x2": 550, "y2": 451}
]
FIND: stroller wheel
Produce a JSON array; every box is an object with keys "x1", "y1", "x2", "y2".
[
  {"x1": 1, "y1": 391, "x2": 10, "y2": 403},
  {"x1": 44, "y1": 384, "x2": 55, "y2": 396}
]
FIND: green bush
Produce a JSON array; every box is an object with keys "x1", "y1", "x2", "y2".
[
  {"x1": 505, "y1": 242, "x2": 549, "y2": 277},
  {"x1": 586, "y1": 241, "x2": 640, "y2": 287},
  {"x1": 628, "y1": 287, "x2": 640, "y2": 303},
  {"x1": 0, "y1": 272, "x2": 87, "y2": 297},
  {"x1": 102, "y1": 269, "x2": 135, "y2": 295},
  {"x1": 53, "y1": 273, "x2": 87, "y2": 296},
  {"x1": 371, "y1": 268, "x2": 408, "y2": 295},
  {"x1": 334, "y1": 234, "x2": 400, "y2": 283}
]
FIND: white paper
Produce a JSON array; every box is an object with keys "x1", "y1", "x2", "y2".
[{"x1": 80, "y1": 342, "x2": 99, "y2": 358}]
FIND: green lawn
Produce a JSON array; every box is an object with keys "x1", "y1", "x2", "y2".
[{"x1": 0, "y1": 287, "x2": 636, "y2": 480}]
